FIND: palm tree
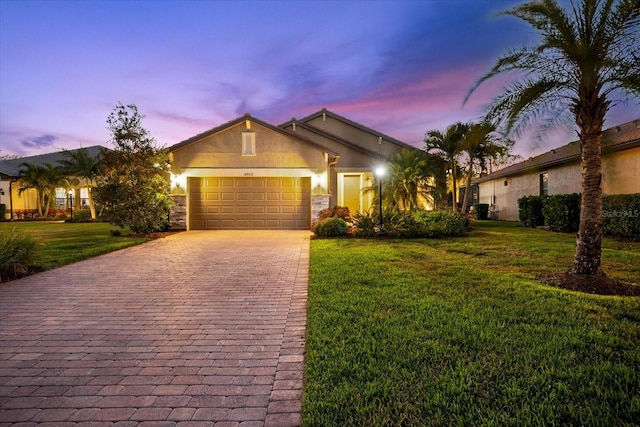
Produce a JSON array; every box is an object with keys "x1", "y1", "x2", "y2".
[
  {"x1": 384, "y1": 148, "x2": 438, "y2": 213},
  {"x1": 424, "y1": 122, "x2": 469, "y2": 212},
  {"x1": 58, "y1": 148, "x2": 103, "y2": 219},
  {"x1": 466, "y1": 0, "x2": 639, "y2": 279},
  {"x1": 459, "y1": 122, "x2": 514, "y2": 212},
  {"x1": 17, "y1": 162, "x2": 67, "y2": 217}
]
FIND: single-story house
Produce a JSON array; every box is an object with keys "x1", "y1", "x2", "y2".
[
  {"x1": 472, "y1": 119, "x2": 640, "y2": 221},
  {"x1": 0, "y1": 146, "x2": 103, "y2": 220},
  {"x1": 168, "y1": 108, "x2": 416, "y2": 230}
]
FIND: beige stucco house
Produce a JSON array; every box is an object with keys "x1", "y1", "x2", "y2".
[
  {"x1": 472, "y1": 119, "x2": 640, "y2": 221},
  {"x1": 168, "y1": 109, "x2": 415, "y2": 230},
  {"x1": 0, "y1": 146, "x2": 103, "y2": 220}
]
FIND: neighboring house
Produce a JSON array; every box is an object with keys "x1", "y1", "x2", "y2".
[
  {"x1": 0, "y1": 146, "x2": 104, "y2": 220},
  {"x1": 168, "y1": 108, "x2": 416, "y2": 230},
  {"x1": 473, "y1": 119, "x2": 640, "y2": 221}
]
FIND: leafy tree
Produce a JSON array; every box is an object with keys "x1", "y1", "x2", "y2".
[
  {"x1": 467, "y1": 0, "x2": 639, "y2": 279},
  {"x1": 94, "y1": 103, "x2": 172, "y2": 233},
  {"x1": 58, "y1": 148, "x2": 103, "y2": 219},
  {"x1": 459, "y1": 122, "x2": 514, "y2": 212},
  {"x1": 424, "y1": 122, "x2": 468, "y2": 212},
  {"x1": 17, "y1": 162, "x2": 67, "y2": 217}
]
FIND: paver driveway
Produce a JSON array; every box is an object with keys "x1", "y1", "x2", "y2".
[{"x1": 0, "y1": 230, "x2": 310, "y2": 426}]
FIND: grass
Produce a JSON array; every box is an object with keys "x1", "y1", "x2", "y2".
[
  {"x1": 0, "y1": 221, "x2": 149, "y2": 273},
  {"x1": 304, "y1": 221, "x2": 640, "y2": 426}
]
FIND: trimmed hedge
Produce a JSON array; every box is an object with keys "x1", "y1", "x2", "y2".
[
  {"x1": 542, "y1": 193, "x2": 581, "y2": 232},
  {"x1": 603, "y1": 194, "x2": 640, "y2": 239},
  {"x1": 0, "y1": 204, "x2": 5, "y2": 222},
  {"x1": 71, "y1": 209, "x2": 92, "y2": 223},
  {"x1": 518, "y1": 195, "x2": 546, "y2": 228},
  {"x1": 314, "y1": 217, "x2": 349, "y2": 237},
  {"x1": 517, "y1": 193, "x2": 639, "y2": 239}
]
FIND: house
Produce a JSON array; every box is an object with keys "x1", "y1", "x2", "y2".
[
  {"x1": 472, "y1": 119, "x2": 640, "y2": 221},
  {"x1": 0, "y1": 146, "x2": 104, "y2": 220},
  {"x1": 168, "y1": 108, "x2": 416, "y2": 230}
]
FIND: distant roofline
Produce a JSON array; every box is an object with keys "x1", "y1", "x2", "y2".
[
  {"x1": 473, "y1": 119, "x2": 640, "y2": 184},
  {"x1": 0, "y1": 145, "x2": 106, "y2": 178}
]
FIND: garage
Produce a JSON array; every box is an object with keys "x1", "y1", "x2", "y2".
[{"x1": 189, "y1": 177, "x2": 311, "y2": 230}]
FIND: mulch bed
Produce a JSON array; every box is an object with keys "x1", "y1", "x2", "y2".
[{"x1": 536, "y1": 272, "x2": 640, "y2": 296}]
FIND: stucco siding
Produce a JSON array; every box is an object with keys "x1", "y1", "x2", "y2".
[
  {"x1": 304, "y1": 116, "x2": 402, "y2": 158},
  {"x1": 478, "y1": 147, "x2": 640, "y2": 221},
  {"x1": 603, "y1": 146, "x2": 640, "y2": 195},
  {"x1": 171, "y1": 122, "x2": 326, "y2": 171}
]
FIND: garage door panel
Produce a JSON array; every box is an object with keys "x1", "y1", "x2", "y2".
[{"x1": 189, "y1": 177, "x2": 310, "y2": 229}]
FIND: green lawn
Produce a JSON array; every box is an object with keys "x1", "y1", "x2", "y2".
[
  {"x1": 0, "y1": 221, "x2": 149, "y2": 271},
  {"x1": 304, "y1": 221, "x2": 640, "y2": 426}
]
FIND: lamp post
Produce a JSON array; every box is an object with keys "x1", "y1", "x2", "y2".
[
  {"x1": 68, "y1": 189, "x2": 74, "y2": 221},
  {"x1": 375, "y1": 166, "x2": 385, "y2": 227}
]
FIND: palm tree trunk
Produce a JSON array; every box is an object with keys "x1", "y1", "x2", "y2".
[
  {"x1": 451, "y1": 161, "x2": 458, "y2": 213},
  {"x1": 570, "y1": 124, "x2": 604, "y2": 276},
  {"x1": 86, "y1": 180, "x2": 97, "y2": 219}
]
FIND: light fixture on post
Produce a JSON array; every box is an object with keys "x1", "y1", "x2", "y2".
[
  {"x1": 375, "y1": 166, "x2": 385, "y2": 227},
  {"x1": 68, "y1": 189, "x2": 74, "y2": 222}
]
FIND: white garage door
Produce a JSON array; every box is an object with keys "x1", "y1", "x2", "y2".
[{"x1": 189, "y1": 177, "x2": 310, "y2": 230}]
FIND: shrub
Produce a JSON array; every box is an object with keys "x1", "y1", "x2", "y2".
[
  {"x1": 71, "y1": 209, "x2": 92, "y2": 223},
  {"x1": 313, "y1": 217, "x2": 349, "y2": 237},
  {"x1": 313, "y1": 206, "x2": 351, "y2": 230},
  {"x1": 518, "y1": 195, "x2": 546, "y2": 228},
  {"x1": 352, "y1": 212, "x2": 377, "y2": 237},
  {"x1": 0, "y1": 204, "x2": 5, "y2": 221},
  {"x1": 542, "y1": 193, "x2": 581, "y2": 232},
  {"x1": 603, "y1": 194, "x2": 640, "y2": 239},
  {"x1": 473, "y1": 203, "x2": 490, "y2": 220},
  {"x1": 381, "y1": 212, "x2": 422, "y2": 238},
  {"x1": 415, "y1": 211, "x2": 469, "y2": 238},
  {"x1": 0, "y1": 229, "x2": 40, "y2": 282}
]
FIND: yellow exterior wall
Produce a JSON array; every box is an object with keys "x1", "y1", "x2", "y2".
[{"x1": 478, "y1": 147, "x2": 640, "y2": 221}]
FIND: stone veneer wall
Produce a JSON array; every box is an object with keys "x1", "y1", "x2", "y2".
[
  {"x1": 311, "y1": 194, "x2": 331, "y2": 226},
  {"x1": 169, "y1": 194, "x2": 187, "y2": 230}
]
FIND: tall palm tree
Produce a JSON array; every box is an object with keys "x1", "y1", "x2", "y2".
[
  {"x1": 424, "y1": 122, "x2": 469, "y2": 212},
  {"x1": 17, "y1": 162, "x2": 67, "y2": 217},
  {"x1": 58, "y1": 148, "x2": 103, "y2": 219},
  {"x1": 459, "y1": 122, "x2": 513, "y2": 212},
  {"x1": 467, "y1": 0, "x2": 639, "y2": 279}
]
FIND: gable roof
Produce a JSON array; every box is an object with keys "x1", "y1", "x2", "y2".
[
  {"x1": 0, "y1": 145, "x2": 105, "y2": 178},
  {"x1": 169, "y1": 113, "x2": 338, "y2": 155},
  {"x1": 281, "y1": 108, "x2": 415, "y2": 151},
  {"x1": 473, "y1": 119, "x2": 640, "y2": 184},
  {"x1": 281, "y1": 119, "x2": 389, "y2": 160}
]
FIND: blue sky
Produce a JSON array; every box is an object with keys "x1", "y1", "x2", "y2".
[{"x1": 0, "y1": 0, "x2": 637, "y2": 158}]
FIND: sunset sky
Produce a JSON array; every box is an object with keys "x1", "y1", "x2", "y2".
[{"x1": 1, "y1": 0, "x2": 638, "y2": 159}]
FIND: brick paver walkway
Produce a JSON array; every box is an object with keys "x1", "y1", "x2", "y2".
[{"x1": 0, "y1": 230, "x2": 310, "y2": 426}]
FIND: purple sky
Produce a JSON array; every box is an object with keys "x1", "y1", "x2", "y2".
[{"x1": 1, "y1": 0, "x2": 637, "y2": 159}]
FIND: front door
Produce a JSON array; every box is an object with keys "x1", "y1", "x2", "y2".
[{"x1": 342, "y1": 174, "x2": 362, "y2": 215}]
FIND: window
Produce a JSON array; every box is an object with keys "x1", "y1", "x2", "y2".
[
  {"x1": 540, "y1": 172, "x2": 548, "y2": 196},
  {"x1": 242, "y1": 132, "x2": 255, "y2": 156}
]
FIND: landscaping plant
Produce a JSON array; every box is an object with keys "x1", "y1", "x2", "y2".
[{"x1": 0, "y1": 228, "x2": 40, "y2": 282}]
